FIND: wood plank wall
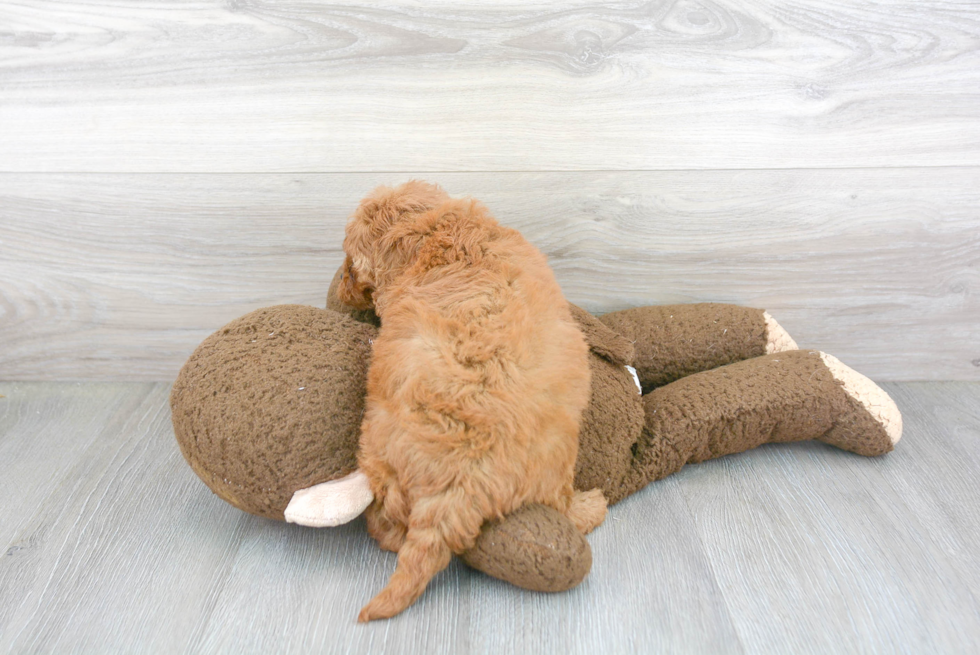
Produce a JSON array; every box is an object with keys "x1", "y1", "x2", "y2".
[{"x1": 1, "y1": 1, "x2": 978, "y2": 381}]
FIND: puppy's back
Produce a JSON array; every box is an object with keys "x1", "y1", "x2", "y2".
[{"x1": 358, "y1": 197, "x2": 592, "y2": 621}]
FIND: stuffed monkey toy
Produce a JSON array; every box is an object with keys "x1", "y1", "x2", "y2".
[{"x1": 171, "y1": 267, "x2": 901, "y2": 593}]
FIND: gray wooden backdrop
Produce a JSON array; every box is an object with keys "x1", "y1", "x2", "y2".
[{"x1": 1, "y1": 0, "x2": 978, "y2": 381}]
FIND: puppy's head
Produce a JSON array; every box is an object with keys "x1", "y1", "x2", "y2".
[{"x1": 340, "y1": 180, "x2": 449, "y2": 307}]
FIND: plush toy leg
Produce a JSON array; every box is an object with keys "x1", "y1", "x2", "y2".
[
  {"x1": 616, "y1": 349, "x2": 901, "y2": 501},
  {"x1": 598, "y1": 304, "x2": 797, "y2": 392},
  {"x1": 460, "y1": 350, "x2": 901, "y2": 594}
]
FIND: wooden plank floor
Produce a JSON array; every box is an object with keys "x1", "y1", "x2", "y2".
[{"x1": 1, "y1": 381, "x2": 978, "y2": 654}]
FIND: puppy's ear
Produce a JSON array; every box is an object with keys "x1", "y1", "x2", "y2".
[
  {"x1": 356, "y1": 197, "x2": 400, "y2": 239},
  {"x1": 377, "y1": 214, "x2": 430, "y2": 255},
  {"x1": 337, "y1": 255, "x2": 375, "y2": 310}
]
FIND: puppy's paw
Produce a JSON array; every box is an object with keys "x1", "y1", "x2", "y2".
[{"x1": 566, "y1": 488, "x2": 607, "y2": 535}]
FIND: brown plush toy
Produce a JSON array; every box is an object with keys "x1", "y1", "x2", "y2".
[{"x1": 171, "y1": 268, "x2": 902, "y2": 594}]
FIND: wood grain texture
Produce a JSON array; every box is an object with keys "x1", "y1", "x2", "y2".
[
  {"x1": 676, "y1": 381, "x2": 980, "y2": 654},
  {"x1": 2, "y1": 381, "x2": 979, "y2": 653},
  {"x1": 0, "y1": 383, "x2": 256, "y2": 652},
  {"x1": 1, "y1": 1, "x2": 979, "y2": 172},
  {"x1": 2, "y1": 169, "x2": 978, "y2": 381},
  {"x1": 0, "y1": 384, "x2": 161, "y2": 547}
]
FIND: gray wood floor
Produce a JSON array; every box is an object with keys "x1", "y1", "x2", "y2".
[{"x1": 1, "y1": 380, "x2": 978, "y2": 654}]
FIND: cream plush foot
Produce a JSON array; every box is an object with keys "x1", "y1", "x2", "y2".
[
  {"x1": 818, "y1": 352, "x2": 903, "y2": 447},
  {"x1": 764, "y1": 311, "x2": 799, "y2": 353},
  {"x1": 284, "y1": 470, "x2": 374, "y2": 527}
]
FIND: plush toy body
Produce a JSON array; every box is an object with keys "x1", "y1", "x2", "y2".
[{"x1": 172, "y1": 271, "x2": 901, "y2": 594}]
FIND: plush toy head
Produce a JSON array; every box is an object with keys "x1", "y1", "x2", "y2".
[{"x1": 170, "y1": 305, "x2": 375, "y2": 521}]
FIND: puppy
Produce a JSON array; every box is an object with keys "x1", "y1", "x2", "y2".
[{"x1": 339, "y1": 181, "x2": 606, "y2": 622}]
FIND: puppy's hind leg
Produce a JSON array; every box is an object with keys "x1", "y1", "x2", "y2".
[
  {"x1": 358, "y1": 489, "x2": 483, "y2": 622},
  {"x1": 366, "y1": 499, "x2": 407, "y2": 553},
  {"x1": 363, "y1": 459, "x2": 411, "y2": 552},
  {"x1": 566, "y1": 488, "x2": 607, "y2": 535}
]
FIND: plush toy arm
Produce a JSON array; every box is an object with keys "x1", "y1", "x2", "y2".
[
  {"x1": 567, "y1": 303, "x2": 635, "y2": 366},
  {"x1": 615, "y1": 349, "x2": 902, "y2": 500},
  {"x1": 598, "y1": 303, "x2": 798, "y2": 392}
]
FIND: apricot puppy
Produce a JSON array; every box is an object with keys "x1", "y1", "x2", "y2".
[{"x1": 339, "y1": 181, "x2": 606, "y2": 622}]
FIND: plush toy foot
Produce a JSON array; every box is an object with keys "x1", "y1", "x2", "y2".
[
  {"x1": 283, "y1": 470, "x2": 374, "y2": 527},
  {"x1": 816, "y1": 352, "x2": 902, "y2": 454},
  {"x1": 763, "y1": 311, "x2": 798, "y2": 353}
]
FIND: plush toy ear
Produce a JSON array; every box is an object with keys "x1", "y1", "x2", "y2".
[
  {"x1": 568, "y1": 303, "x2": 635, "y2": 366},
  {"x1": 283, "y1": 470, "x2": 374, "y2": 528}
]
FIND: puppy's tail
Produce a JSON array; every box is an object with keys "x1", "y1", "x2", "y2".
[{"x1": 358, "y1": 493, "x2": 476, "y2": 622}]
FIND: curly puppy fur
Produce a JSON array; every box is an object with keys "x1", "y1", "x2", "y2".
[{"x1": 339, "y1": 181, "x2": 606, "y2": 622}]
